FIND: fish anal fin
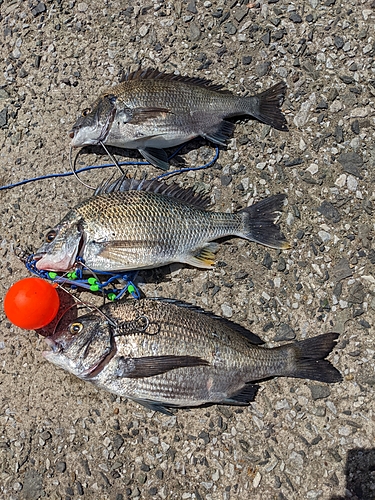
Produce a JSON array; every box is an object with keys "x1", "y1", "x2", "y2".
[
  {"x1": 185, "y1": 243, "x2": 220, "y2": 269},
  {"x1": 138, "y1": 147, "x2": 170, "y2": 170},
  {"x1": 201, "y1": 120, "x2": 235, "y2": 146},
  {"x1": 222, "y1": 384, "x2": 260, "y2": 405},
  {"x1": 116, "y1": 355, "x2": 209, "y2": 379}
]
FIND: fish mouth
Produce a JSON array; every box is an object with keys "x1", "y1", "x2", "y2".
[
  {"x1": 43, "y1": 336, "x2": 61, "y2": 354},
  {"x1": 69, "y1": 126, "x2": 101, "y2": 147},
  {"x1": 34, "y1": 233, "x2": 85, "y2": 272},
  {"x1": 34, "y1": 252, "x2": 77, "y2": 272}
]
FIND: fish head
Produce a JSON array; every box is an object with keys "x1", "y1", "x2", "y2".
[
  {"x1": 69, "y1": 94, "x2": 117, "y2": 147},
  {"x1": 43, "y1": 309, "x2": 116, "y2": 379},
  {"x1": 34, "y1": 211, "x2": 84, "y2": 272}
]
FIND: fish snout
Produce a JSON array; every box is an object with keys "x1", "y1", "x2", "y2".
[
  {"x1": 69, "y1": 127, "x2": 82, "y2": 147},
  {"x1": 43, "y1": 336, "x2": 61, "y2": 353}
]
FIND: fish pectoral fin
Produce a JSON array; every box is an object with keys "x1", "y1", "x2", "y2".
[
  {"x1": 201, "y1": 120, "x2": 235, "y2": 146},
  {"x1": 116, "y1": 355, "x2": 209, "y2": 379},
  {"x1": 222, "y1": 384, "x2": 260, "y2": 405},
  {"x1": 97, "y1": 240, "x2": 158, "y2": 262},
  {"x1": 131, "y1": 106, "x2": 173, "y2": 124},
  {"x1": 138, "y1": 147, "x2": 170, "y2": 170},
  {"x1": 184, "y1": 243, "x2": 220, "y2": 269}
]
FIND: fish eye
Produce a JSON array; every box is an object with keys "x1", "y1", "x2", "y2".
[
  {"x1": 70, "y1": 322, "x2": 83, "y2": 335},
  {"x1": 45, "y1": 230, "x2": 57, "y2": 243},
  {"x1": 82, "y1": 108, "x2": 91, "y2": 117}
]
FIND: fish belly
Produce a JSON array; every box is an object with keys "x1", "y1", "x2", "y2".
[
  {"x1": 104, "y1": 118, "x2": 202, "y2": 150},
  {"x1": 95, "y1": 365, "x2": 244, "y2": 408}
]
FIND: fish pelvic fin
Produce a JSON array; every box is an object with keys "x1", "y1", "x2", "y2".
[
  {"x1": 283, "y1": 333, "x2": 342, "y2": 383},
  {"x1": 240, "y1": 194, "x2": 290, "y2": 249},
  {"x1": 248, "y1": 82, "x2": 288, "y2": 132},
  {"x1": 185, "y1": 242, "x2": 220, "y2": 269},
  {"x1": 138, "y1": 147, "x2": 170, "y2": 170}
]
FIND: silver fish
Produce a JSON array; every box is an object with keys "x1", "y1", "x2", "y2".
[
  {"x1": 69, "y1": 68, "x2": 288, "y2": 170},
  {"x1": 43, "y1": 298, "x2": 342, "y2": 414},
  {"x1": 34, "y1": 176, "x2": 290, "y2": 273}
]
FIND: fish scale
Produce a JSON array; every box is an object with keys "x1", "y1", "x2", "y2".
[
  {"x1": 43, "y1": 298, "x2": 342, "y2": 414},
  {"x1": 34, "y1": 177, "x2": 290, "y2": 273}
]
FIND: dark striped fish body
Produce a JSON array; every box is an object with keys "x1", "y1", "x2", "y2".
[
  {"x1": 34, "y1": 176, "x2": 290, "y2": 273},
  {"x1": 69, "y1": 69, "x2": 288, "y2": 170},
  {"x1": 43, "y1": 299, "x2": 342, "y2": 414}
]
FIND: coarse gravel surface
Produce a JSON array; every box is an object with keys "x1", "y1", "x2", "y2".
[{"x1": 1, "y1": 1, "x2": 375, "y2": 499}]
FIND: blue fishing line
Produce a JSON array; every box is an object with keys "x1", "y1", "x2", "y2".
[
  {"x1": 0, "y1": 145, "x2": 219, "y2": 191},
  {"x1": 25, "y1": 254, "x2": 141, "y2": 300},
  {"x1": 153, "y1": 146, "x2": 219, "y2": 180}
]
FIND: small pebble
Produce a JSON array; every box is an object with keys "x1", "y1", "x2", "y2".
[
  {"x1": 77, "y1": 2, "x2": 88, "y2": 11},
  {"x1": 221, "y1": 303, "x2": 233, "y2": 318},
  {"x1": 273, "y1": 323, "x2": 295, "y2": 341},
  {"x1": 309, "y1": 385, "x2": 331, "y2": 400},
  {"x1": 346, "y1": 175, "x2": 358, "y2": 191}
]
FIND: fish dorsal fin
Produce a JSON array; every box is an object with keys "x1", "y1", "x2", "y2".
[
  {"x1": 95, "y1": 175, "x2": 211, "y2": 210},
  {"x1": 120, "y1": 67, "x2": 232, "y2": 94},
  {"x1": 149, "y1": 298, "x2": 265, "y2": 345}
]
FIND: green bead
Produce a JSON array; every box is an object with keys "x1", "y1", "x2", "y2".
[
  {"x1": 108, "y1": 293, "x2": 116, "y2": 301},
  {"x1": 90, "y1": 284, "x2": 100, "y2": 292},
  {"x1": 88, "y1": 277, "x2": 97, "y2": 285},
  {"x1": 48, "y1": 272, "x2": 57, "y2": 279},
  {"x1": 128, "y1": 285, "x2": 135, "y2": 293}
]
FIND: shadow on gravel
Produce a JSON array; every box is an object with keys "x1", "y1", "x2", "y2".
[{"x1": 330, "y1": 448, "x2": 375, "y2": 500}]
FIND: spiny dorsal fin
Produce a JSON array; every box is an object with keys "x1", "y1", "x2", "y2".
[
  {"x1": 120, "y1": 67, "x2": 232, "y2": 94},
  {"x1": 148, "y1": 298, "x2": 265, "y2": 345},
  {"x1": 95, "y1": 175, "x2": 211, "y2": 209}
]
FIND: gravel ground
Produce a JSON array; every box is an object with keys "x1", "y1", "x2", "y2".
[{"x1": 1, "y1": 1, "x2": 375, "y2": 499}]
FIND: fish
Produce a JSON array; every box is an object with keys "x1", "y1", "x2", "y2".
[
  {"x1": 69, "y1": 68, "x2": 288, "y2": 170},
  {"x1": 43, "y1": 298, "x2": 342, "y2": 415},
  {"x1": 34, "y1": 176, "x2": 290, "y2": 273}
]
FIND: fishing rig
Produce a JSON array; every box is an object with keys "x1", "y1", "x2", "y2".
[
  {"x1": 4, "y1": 143, "x2": 219, "y2": 299},
  {"x1": 25, "y1": 254, "x2": 141, "y2": 300},
  {"x1": 0, "y1": 145, "x2": 219, "y2": 191}
]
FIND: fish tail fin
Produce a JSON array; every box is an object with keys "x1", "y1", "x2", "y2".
[
  {"x1": 283, "y1": 333, "x2": 342, "y2": 383},
  {"x1": 247, "y1": 82, "x2": 288, "y2": 132},
  {"x1": 239, "y1": 194, "x2": 290, "y2": 249}
]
